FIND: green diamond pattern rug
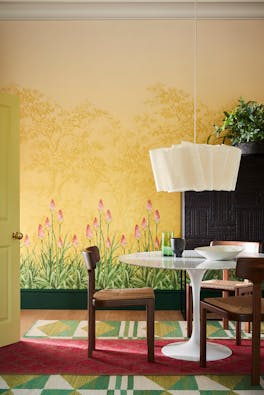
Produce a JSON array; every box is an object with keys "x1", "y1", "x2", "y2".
[
  {"x1": 24, "y1": 319, "x2": 264, "y2": 340},
  {"x1": 1, "y1": 320, "x2": 264, "y2": 394},
  {"x1": 1, "y1": 373, "x2": 264, "y2": 393}
]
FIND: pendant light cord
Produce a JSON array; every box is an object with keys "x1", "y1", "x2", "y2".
[{"x1": 193, "y1": 0, "x2": 197, "y2": 144}]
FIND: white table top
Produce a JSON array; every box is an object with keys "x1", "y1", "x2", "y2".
[
  {"x1": 119, "y1": 249, "x2": 263, "y2": 362},
  {"x1": 119, "y1": 250, "x2": 238, "y2": 271}
]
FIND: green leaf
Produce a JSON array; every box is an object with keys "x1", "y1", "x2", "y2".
[{"x1": 208, "y1": 98, "x2": 264, "y2": 145}]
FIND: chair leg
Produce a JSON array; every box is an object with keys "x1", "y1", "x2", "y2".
[
  {"x1": 88, "y1": 304, "x2": 95, "y2": 357},
  {"x1": 222, "y1": 291, "x2": 229, "y2": 330},
  {"x1": 146, "y1": 300, "x2": 155, "y2": 362},
  {"x1": 235, "y1": 321, "x2": 241, "y2": 346},
  {"x1": 251, "y1": 286, "x2": 262, "y2": 386},
  {"x1": 200, "y1": 303, "x2": 207, "y2": 367},
  {"x1": 186, "y1": 284, "x2": 193, "y2": 338},
  {"x1": 251, "y1": 321, "x2": 261, "y2": 385},
  {"x1": 244, "y1": 321, "x2": 251, "y2": 333},
  {"x1": 222, "y1": 317, "x2": 229, "y2": 330}
]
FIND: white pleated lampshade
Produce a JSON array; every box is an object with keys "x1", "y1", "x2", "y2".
[{"x1": 149, "y1": 142, "x2": 241, "y2": 192}]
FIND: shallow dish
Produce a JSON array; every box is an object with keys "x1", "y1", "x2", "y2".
[{"x1": 195, "y1": 245, "x2": 243, "y2": 260}]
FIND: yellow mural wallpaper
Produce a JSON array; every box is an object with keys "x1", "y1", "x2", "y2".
[{"x1": 0, "y1": 20, "x2": 264, "y2": 289}]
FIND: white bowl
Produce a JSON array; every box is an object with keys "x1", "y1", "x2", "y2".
[{"x1": 195, "y1": 245, "x2": 244, "y2": 261}]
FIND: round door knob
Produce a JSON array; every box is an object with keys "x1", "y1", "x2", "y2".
[{"x1": 12, "y1": 231, "x2": 24, "y2": 240}]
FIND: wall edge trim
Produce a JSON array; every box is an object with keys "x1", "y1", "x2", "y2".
[{"x1": 0, "y1": 1, "x2": 264, "y2": 20}]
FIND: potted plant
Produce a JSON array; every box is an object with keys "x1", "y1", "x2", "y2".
[{"x1": 208, "y1": 98, "x2": 264, "y2": 154}]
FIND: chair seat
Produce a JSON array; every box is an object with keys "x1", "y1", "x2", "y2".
[
  {"x1": 94, "y1": 287, "x2": 154, "y2": 301},
  {"x1": 83, "y1": 246, "x2": 155, "y2": 362},
  {"x1": 204, "y1": 295, "x2": 264, "y2": 316},
  {"x1": 187, "y1": 241, "x2": 260, "y2": 339},
  {"x1": 201, "y1": 257, "x2": 264, "y2": 386},
  {"x1": 200, "y1": 279, "x2": 252, "y2": 291}
]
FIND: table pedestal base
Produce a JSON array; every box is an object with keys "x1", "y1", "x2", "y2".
[{"x1": 162, "y1": 341, "x2": 232, "y2": 362}]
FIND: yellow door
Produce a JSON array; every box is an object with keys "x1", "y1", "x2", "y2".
[{"x1": 0, "y1": 93, "x2": 20, "y2": 347}]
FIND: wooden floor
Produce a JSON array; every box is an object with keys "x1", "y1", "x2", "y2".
[{"x1": 20, "y1": 309, "x2": 183, "y2": 337}]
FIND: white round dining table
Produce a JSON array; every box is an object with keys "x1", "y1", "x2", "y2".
[{"x1": 119, "y1": 249, "x2": 238, "y2": 362}]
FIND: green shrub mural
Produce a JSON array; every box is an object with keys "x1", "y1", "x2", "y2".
[{"x1": 20, "y1": 198, "x2": 183, "y2": 290}]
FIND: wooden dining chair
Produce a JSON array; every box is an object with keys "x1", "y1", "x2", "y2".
[
  {"x1": 82, "y1": 246, "x2": 155, "y2": 362},
  {"x1": 186, "y1": 240, "x2": 260, "y2": 339},
  {"x1": 200, "y1": 257, "x2": 264, "y2": 385}
]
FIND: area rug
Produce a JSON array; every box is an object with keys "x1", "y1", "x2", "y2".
[
  {"x1": 1, "y1": 337, "x2": 264, "y2": 376},
  {"x1": 1, "y1": 373, "x2": 264, "y2": 393},
  {"x1": 24, "y1": 319, "x2": 262, "y2": 340},
  {"x1": 1, "y1": 320, "x2": 264, "y2": 393}
]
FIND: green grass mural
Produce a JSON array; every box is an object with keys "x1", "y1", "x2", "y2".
[{"x1": 20, "y1": 198, "x2": 184, "y2": 290}]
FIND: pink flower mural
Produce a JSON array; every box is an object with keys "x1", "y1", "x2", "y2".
[
  {"x1": 141, "y1": 217, "x2": 147, "y2": 230},
  {"x1": 154, "y1": 209, "x2": 161, "y2": 241},
  {"x1": 72, "y1": 234, "x2": 78, "y2": 247},
  {"x1": 105, "y1": 209, "x2": 112, "y2": 223},
  {"x1": 24, "y1": 234, "x2": 30, "y2": 246},
  {"x1": 93, "y1": 217, "x2": 99, "y2": 230},
  {"x1": 146, "y1": 199, "x2": 152, "y2": 212},
  {"x1": 50, "y1": 199, "x2": 56, "y2": 211},
  {"x1": 154, "y1": 210, "x2": 160, "y2": 223},
  {"x1": 58, "y1": 236, "x2": 63, "y2": 248},
  {"x1": 20, "y1": 198, "x2": 174, "y2": 291},
  {"x1": 98, "y1": 199, "x2": 104, "y2": 211},
  {"x1": 58, "y1": 209, "x2": 64, "y2": 223},
  {"x1": 155, "y1": 236, "x2": 160, "y2": 249},
  {"x1": 86, "y1": 224, "x2": 93, "y2": 241},
  {"x1": 120, "y1": 234, "x2": 127, "y2": 247},
  {"x1": 134, "y1": 224, "x2": 141, "y2": 240},
  {"x1": 106, "y1": 236, "x2": 111, "y2": 249},
  {"x1": 38, "y1": 224, "x2": 44, "y2": 239},
  {"x1": 45, "y1": 217, "x2": 51, "y2": 228}
]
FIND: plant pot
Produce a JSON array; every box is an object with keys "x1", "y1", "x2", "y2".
[{"x1": 237, "y1": 142, "x2": 264, "y2": 155}]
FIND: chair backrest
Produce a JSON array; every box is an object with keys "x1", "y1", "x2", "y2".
[
  {"x1": 210, "y1": 241, "x2": 260, "y2": 281},
  {"x1": 236, "y1": 257, "x2": 264, "y2": 334},
  {"x1": 235, "y1": 257, "x2": 264, "y2": 385},
  {"x1": 82, "y1": 245, "x2": 100, "y2": 271},
  {"x1": 236, "y1": 257, "x2": 264, "y2": 283},
  {"x1": 82, "y1": 246, "x2": 101, "y2": 301},
  {"x1": 210, "y1": 240, "x2": 260, "y2": 253}
]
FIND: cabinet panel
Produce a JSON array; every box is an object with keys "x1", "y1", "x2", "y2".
[{"x1": 184, "y1": 155, "x2": 264, "y2": 252}]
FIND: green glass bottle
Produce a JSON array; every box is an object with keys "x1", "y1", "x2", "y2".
[{"x1": 161, "y1": 231, "x2": 174, "y2": 256}]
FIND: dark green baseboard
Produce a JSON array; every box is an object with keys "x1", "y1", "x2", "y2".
[
  {"x1": 21, "y1": 289, "x2": 88, "y2": 310},
  {"x1": 20, "y1": 288, "x2": 224, "y2": 310},
  {"x1": 21, "y1": 289, "x2": 186, "y2": 310}
]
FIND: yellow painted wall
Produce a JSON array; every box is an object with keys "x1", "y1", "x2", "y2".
[{"x1": 0, "y1": 20, "x2": 264, "y2": 254}]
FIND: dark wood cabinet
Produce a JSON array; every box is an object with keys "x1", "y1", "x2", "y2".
[{"x1": 184, "y1": 154, "x2": 264, "y2": 252}]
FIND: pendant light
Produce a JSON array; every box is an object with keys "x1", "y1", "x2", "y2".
[{"x1": 149, "y1": 0, "x2": 241, "y2": 193}]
